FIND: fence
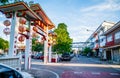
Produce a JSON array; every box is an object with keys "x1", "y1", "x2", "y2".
[{"x1": 0, "y1": 56, "x2": 21, "y2": 70}]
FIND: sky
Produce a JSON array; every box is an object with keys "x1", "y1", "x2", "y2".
[{"x1": 0, "y1": 0, "x2": 120, "y2": 42}]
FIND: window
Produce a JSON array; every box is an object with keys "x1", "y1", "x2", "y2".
[
  {"x1": 0, "y1": 70, "x2": 23, "y2": 78},
  {"x1": 107, "y1": 35, "x2": 112, "y2": 42},
  {"x1": 115, "y1": 31, "x2": 120, "y2": 39}
]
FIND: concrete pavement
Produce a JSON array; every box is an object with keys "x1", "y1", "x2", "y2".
[{"x1": 23, "y1": 55, "x2": 120, "y2": 78}]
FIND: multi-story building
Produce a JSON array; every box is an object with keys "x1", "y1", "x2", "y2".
[
  {"x1": 102, "y1": 21, "x2": 120, "y2": 63},
  {"x1": 97, "y1": 21, "x2": 115, "y2": 57},
  {"x1": 84, "y1": 21, "x2": 115, "y2": 57}
]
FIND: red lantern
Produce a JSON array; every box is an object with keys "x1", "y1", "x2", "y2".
[
  {"x1": 3, "y1": 20, "x2": 11, "y2": 26},
  {"x1": 18, "y1": 25, "x2": 26, "y2": 33},
  {"x1": 19, "y1": 17, "x2": 26, "y2": 24},
  {"x1": 3, "y1": 28, "x2": 10, "y2": 35},
  {"x1": 18, "y1": 35, "x2": 25, "y2": 42},
  {"x1": 33, "y1": 27, "x2": 38, "y2": 32}
]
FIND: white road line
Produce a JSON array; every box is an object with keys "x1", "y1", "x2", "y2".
[
  {"x1": 110, "y1": 73, "x2": 120, "y2": 75},
  {"x1": 74, "y1": 72, "x2": 83, "y2": 74},
  {"x1": 32, "y1": 68, "x2": 59, "y2": 78},
  {"x1": 91, "y1": 72, "x2": 100, "y2": 75}
]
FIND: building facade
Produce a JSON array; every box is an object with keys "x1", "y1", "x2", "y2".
[
  {"x1": 84, "y1": 21, "x2": 115, "y2": 57},
  {"x1": 103, "y1": 21, "x2": 120, "y2": 63}
]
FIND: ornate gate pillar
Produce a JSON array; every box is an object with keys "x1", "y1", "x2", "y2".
[
  {"x1": 44, "y1": 26, "x2": 48, "y2": 64},
  {"x1": 25, "y1": 21, "x2": 32, "y2": 70},
  {"x1": 8, "y1": 12, "x2": 17, "y2": 56}
]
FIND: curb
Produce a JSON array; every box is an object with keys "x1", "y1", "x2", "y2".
[
  {"x1": 22, "y1": 64, "x2": 60, "y2": 78},
  {"x1": 31, "y1": 68, "x2": 59, "y2": 78},
  {"x1": 89, "y1": 58, "x2": 120, "y2": 71}
]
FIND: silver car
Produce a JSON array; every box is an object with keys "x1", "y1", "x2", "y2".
[{"x1": 0, "y1": 63, "x2": 34, "y2": 78}]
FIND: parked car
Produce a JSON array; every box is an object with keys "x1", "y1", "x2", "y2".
[
  {"x1": 0, "y1": 63, "x2": 34, "y2": 78},
  {"x1": 60, "y1": 53, "x2": 71, "y2": 61},
  {"x1": 70, "y1": 53, "x2": 75, "y2": 58},
  {"x1": 39, "y1": 55, "x2": 44, "y2": 60},
  {"x1": 0, "y1": 53, "x2": 8, "y2": 57},
  {"x1": 40, "y1": 53, "x2": 60, "y2": 62},
  {"x1": 33, "y1": 53, "x2": 43, "y2": 59},
  {"x1": 51, "y1": 53, "x2": 60, "y2": 62},
  {"x1": 31, "y1": 54, "x2": 34, "y2": 58}
]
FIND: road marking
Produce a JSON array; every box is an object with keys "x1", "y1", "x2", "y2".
[
  {"x1": 74, "y1": 71, "x2": 83, "y2": 74},
  {"x1": 32, "y1": 68, "x2": 59, "y2": 78},
  {"x1": 110, "y1": 73, "x2": 120, "y2": 75},
  {"x1": 91, "y1": 72, "x2": 100, "y2": 75}
]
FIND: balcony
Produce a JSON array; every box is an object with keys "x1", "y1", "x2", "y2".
[{"x1": 106, "y1": 41, "x2": 114, "y2": 47}]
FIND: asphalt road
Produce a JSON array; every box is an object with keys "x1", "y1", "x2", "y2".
[{"x1": 25, "y1": 55, "x2": 120, "y2": 78}]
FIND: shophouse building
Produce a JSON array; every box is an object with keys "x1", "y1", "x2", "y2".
[
  {"x1": 102, "y1": 21, "x2": 120, "y2": 63},
  {"x1": 84, "y1": 21, "x2": 115, "y2": 57}
]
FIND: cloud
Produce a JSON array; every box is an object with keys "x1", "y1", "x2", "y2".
[
  {"x1": 69, "y1": 25, "x2": 96, "y2": 42},
  {"x1": 81, "y1": 0, "x2": 120, "y2": 12},
  {"x1": 0, "y1": 15, "x2": 4, "y2": 18}
]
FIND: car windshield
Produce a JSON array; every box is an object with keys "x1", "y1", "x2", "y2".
[
  {"x1": 62, "y1": 53, "x2": 70, "y2": 56},
  {"x1": 0, "y1": 65, "x2": 23, "y2": 78}
]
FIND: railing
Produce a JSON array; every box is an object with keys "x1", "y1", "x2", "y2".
[{"x1": 0, "y1": 56, "x2": 22, "y2": 70}]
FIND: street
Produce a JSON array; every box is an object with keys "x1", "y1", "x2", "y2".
[{"x1": 26, "y1": 55, "x2": 120, "y2": 78}]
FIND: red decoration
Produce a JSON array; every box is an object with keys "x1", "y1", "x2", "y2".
[
  {"x1": 19, "y1": 17, "x2": 26, "y2": 24},
  {"x1": 18, "y1": 25, "x2": 26, "y2": 33},
  {"x1": 3, "y1": 20, "x2": 11, "y2": 26},
  {"x1": 5, "y1": 12, "x2": 12, "y2": 18},
  {"x1": 41, "y1": 36, "x2": 46, "y2": 41},
  {"x1": 18, "y1": 35, "x2": 25, "y2": 42},
  {"x1": 3, "y1": 28, "x2": 10, "y2": 35},
  {"x1": 33, "y1": 27, "x2": 38, "y2": 32}
]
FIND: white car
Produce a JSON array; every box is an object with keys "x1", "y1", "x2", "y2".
[{"x1": 0, "y1": 63, "x2": 34, "y2": 78}]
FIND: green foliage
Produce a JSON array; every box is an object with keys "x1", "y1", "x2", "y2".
[
  {"x1": 0, "y1": 0, "x2": 9, "y2": 4},
  {"x1": 53, "y1": 23, "x2": 73, "y2": 54},
  {"x1": 0, "y1": 0, "x2": 24, "y2": 5},
  {"x1": 0, "y1": 38, "x2": 9, "y2": 50},
  {"x1": 32, "y1": 38, "x2": 44, "y2": 52},
  {"x1": 83, "y1": 47, "x2": 92, "y2": 55}
]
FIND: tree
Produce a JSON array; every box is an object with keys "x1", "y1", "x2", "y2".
[
  {"x1": 0, "y1": 0, "x2": 23, "y2": 5},
  {"x1": 0, "y1": 38, "x2": 9, "y2": 50},
  {"x1": 53, "y1": 23, "x2": 73, "y2": 54},
  {"x1": 32, "y1": 38, "x2": 44, "y2": 52},
  {"x1": 83, "y1": 47, "x2": 92, "y2": 56},
  {"x1": 0, "y1": 0, "x2": 9, "y2": 4}
]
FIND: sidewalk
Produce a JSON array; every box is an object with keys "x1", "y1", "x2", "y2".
[
  {"x1": 86, "y1": 56, "x2": 120, "y2": 71},
  {"x1": 89, "y1": 56, "x2": 120, "y2": 65}
]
